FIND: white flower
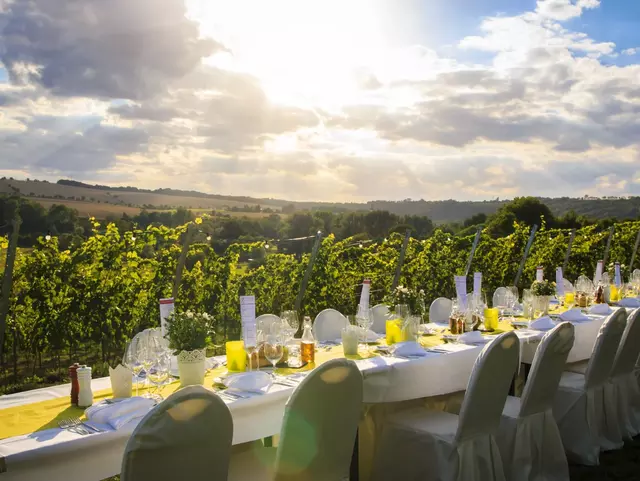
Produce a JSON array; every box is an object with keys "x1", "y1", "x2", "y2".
[{"x1": 186, "y1": 312, "x2": 194, "y2": 319}]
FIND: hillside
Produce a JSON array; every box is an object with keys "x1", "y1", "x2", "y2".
[{"x1": 1, "y1": 177, "x2": 638, "y2": 223}]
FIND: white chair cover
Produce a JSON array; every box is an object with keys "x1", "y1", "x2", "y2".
[
  {"x1": 610, "y1": 308, "x2": 640, "y2": 439},
  {"x1": 493, "y1": 287, "x2": 509, "y2": 309},
  {"x1": 553, "y1": 308, "x2": 628, "y2": 465},
  {"x1": 373, "y1": 331, "x2": 520, "y2": 481},
  {"x1": 256, "y1": 314, "x2": 281, "y2": 334},
  {"x1": 370, "y1": 304, "x2": 392, "y2": 334},
  {"x1": 312, "y1": 309, "x2": 349, "y2": 342},
  {"x1": 229, "y1": 359, "x2": 363, "y2": 481},
  {"x1": 498, "y1": 322, "x2": 575, "y2": 481},
  {"x1": 429, "y1": 297, "x2": 453, "y2": 324},
  {"x1": 121, "y1": 386, "x2": 233, "y2": 481}
]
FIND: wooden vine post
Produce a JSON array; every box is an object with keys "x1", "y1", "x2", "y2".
[{"x1": 0, "y1": 215, "x2": 21, "y2": 358}]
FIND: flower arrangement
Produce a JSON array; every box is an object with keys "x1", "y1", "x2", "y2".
[
  {"x1": 531, "y1": 280, "x2": 555, "y2": 297},
  {"x1": 386, "y1": 285, "x2": 426, "y2": 316},
  {"x1": 165, "y1": 310, "x2": 214, "y2": 354}
]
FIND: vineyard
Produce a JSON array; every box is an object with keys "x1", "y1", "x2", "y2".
[{"x1": 1, "y1": 218, "x2": 640, "y2": 392}]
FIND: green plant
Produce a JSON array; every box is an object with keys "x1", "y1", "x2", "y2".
[
  {"x1": 531, "y1": 280, "x2": 555, "y2": 296},
  {"x1": 386, "y1": 285, "x2": 426, "y2": 315},
  {"x1": 165, "y1": 311, "x2": 214, "y2": 354}
]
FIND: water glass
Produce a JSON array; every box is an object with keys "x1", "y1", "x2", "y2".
[
  {"x1": 264, "y1": 335, "x2": 284, "y2": 371},
  {"x1": 123, "y1": 340, "x2": 144, "y2": 397},
  {"x1": 285, "y1": 339, "x2": 302, "y2": 368},
  {"x1": 341, "y1": 327, "x2": 359, "y2": 356},
  {"x1": 403, "y1": 316, "x2": 421, "y2": 342}
]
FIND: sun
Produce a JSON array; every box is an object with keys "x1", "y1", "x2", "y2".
[{"x1": 187, "y1": 0, "x2": 390, "y2": 110}]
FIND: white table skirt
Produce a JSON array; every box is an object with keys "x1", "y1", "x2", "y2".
[{"x1": 0, "y1": 313, "x2": 610, "y2": 481}]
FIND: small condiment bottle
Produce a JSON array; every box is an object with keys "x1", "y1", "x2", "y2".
[
  {"x1": 301, "y1": 316, "x2": 315, "y2": 364},
  {"x1": 449, "y1": 316, "x2": 458, "y2": 334},
  {"x1": 77, "y1": 365, "x2": 94, "y2": 408},
  {"x1": 69, "y1": 363, "x2": 80, "y2": 405}
]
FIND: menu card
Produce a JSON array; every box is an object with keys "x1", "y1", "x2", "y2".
[
  {"x1": 240, "y1": 296, "x2": 257, "y2": 347},
  {"x1": 536, "y1": 267, "x2": 544, "y2": 282},
  {"x1": 556, "y1": 267, "x2": 564, "y2": 297},
  {"x1": 455, "y1": 275, "x2": 468, "y2": 311},
  {"x1": 360, "y1": 279, "x2": 371, "y2": 309},
  {"x1": 594, "y1": 260, "x2": 604, "y2": 285},
  {"x1": 473, "y1": 272, "x2": 482, "y2": 298},
  {"x1": 159, "y1": 298, "x2": 174, "y2": 337},
  {"x1": 614, "y1": 262, "x2": 622, "y2": 287}
]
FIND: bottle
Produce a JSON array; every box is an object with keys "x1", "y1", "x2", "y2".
[
  {"x1": 594, "y1": 283, "x2": 605, "y2": 304},
  {"x1": 69, "y1": 363, "x2": 80, "y2": 405},
  {"x1": 77, "y1": 365, "x2": 94, "y2": 408},
  {"x1": 301, "y1": 316, "x2": 315, "y2": 364}
]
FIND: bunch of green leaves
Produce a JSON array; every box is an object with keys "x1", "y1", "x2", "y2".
[
  {"x1": 164, "y1": 310, "x2": 214, "y2": 354},
  {"x1": 531, "y1": 280, "x2": 555, "y2": 296}
]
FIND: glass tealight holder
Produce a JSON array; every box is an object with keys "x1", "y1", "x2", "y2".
[
  {"x1": 226, "y1": 340, "x2": 247, "y2": 372},
  {"x1": 386, "y1": 319, "x2": 404, "y2": 345},
  {"x1": 483, "y1": 308, "x2": 499, "y2": 331},
  {"x1": 341, "y1": 327, "x2": 359, "y2": 356}
]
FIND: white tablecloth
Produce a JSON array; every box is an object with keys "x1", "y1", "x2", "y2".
[{"x1": 0, "y1": 313, "x2": 611, "y2": 481}]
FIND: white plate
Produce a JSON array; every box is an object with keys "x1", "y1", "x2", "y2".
[{"x1": 223, "y1": 371, "x2": 272, "y2": 391}]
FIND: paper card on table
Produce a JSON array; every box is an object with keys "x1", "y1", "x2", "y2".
[
  {"x1": 536, "y1": 266, "x2": 544, "y2": 282},
  {"x1": 159, "y1": 298, "x2": 174, "y2": 337},
  {"x1": 614, "y1": 262, "x2": 621, "y2": 287},
  {"x1": 556, "y1": 267, "x2": 565, "y2": 297},
  {"x1": 473, "y1": 272, "x2": 482, "y2": 297},
  {"x1": 360, "y1": 279, "x2": 371, "y2": 309},
  {"x1": 454, "y1": 275, "x2": 468, "y2": 310},
  {"x1": 594, "y1": 260, "x2": 603, "y2": 285},
  {"x1": 240, "y1": 296, "x2": 257, "y2": 347}
]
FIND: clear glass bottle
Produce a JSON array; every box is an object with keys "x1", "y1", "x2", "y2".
[{"x1": 301, "y1": 316, "x2": 315, "y2": 364}]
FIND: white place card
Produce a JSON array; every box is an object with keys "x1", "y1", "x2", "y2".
[
  {"x1": 454, "y1": 275, "x2": 468, "y2": 310},
  {"x1": 536, "y1": 266, "x2": 544, "y2": 282},
  {"x1": 159, "y1": 298, "x2": 174, "y2": 337},
  {"x1": 240, "y1": 296, "x2": 257, "y2": 347},
  {"x1": 473, "y1": 272, "x2": 482, "y2": 297},
  {"x1": 556, "y1": 267, "x2": 565, "y2": 297}
]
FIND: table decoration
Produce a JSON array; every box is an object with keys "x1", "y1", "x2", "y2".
[
  {"x1": 166, "y1": 310, "x2": 214, "y2": 386},
  {"x1": 531, "y1": 280, "x2": 555, "y2": 316},
  {"x1": 109, "y1": 364, "x2": 133, "y2": 398}
]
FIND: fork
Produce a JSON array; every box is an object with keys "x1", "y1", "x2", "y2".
[{"x1": 59, "y1": 418, "x2": 103, "y2": 435}]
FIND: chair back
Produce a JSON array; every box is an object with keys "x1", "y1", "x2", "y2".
[
  {"x1": 313, "y1": 309, "x2": 349, "y2": 342},
  {"x1": 493, "y1": 287, "x2": 509, "y2": 309},
  {"x1": 611, "y1": 308, "x2": 640, "y2": 377},
  {"x1": 584, "y1": 308, "x2": 628, "y2": 389},
  {"x1": 519, "y1": 322, "x2": 575, "y2": 417},
  {"x1": 429, "y1": 297, "x2": 452, "y2": 324},
  {"x1": 257, "y1": 314, "x2": 281, "y2": 335},
  {"x1": 456, "y1": 331, "x2": 519, "y2": 441},
  {"x1": 274, "y1": 359, "x2": 363, "y2": 481},
  {"x1": 121, "y1": 386, "x2": 233, "y2": 481},
  {"x1": 370, "y1": 304, "x2": 392, "y2": 334}
]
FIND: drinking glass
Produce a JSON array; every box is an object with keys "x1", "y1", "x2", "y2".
[
  {"x1": 494, "y1": 289, "x2": 508, "y2": 320},
  {"x1": 136, "y1": 331, "x2": 154, "y2": 396},
  {"x1": 123, "y1": 339, "x2": 144, "y2": 397},
  {"x1": 403, "y1": 315, "x2": 421, "y2": 342},
  {"x1": 264, "y1": 335, "x2": 284, "y2": 372},
  {"x1": 147, "y1": 354, "x2": 170, "y2": 400},
  {"x1": 356, "y1": 305, "x2": 373, "y2": 354},
  {"x1": 280, "y1": 311, "x2": 299, "y2": 367}
]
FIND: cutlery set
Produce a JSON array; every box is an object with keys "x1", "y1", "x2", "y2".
[{"x1": 58, "y1": 417, "x2": 104, "y2": 435}]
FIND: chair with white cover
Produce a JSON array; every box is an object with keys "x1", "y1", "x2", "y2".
[
  {"x1": 121, "y1": 385, "x2": 232, "y2": 481},
  {"x1": 493, "y1": 287, "x2": 509, "y2": 309},
  {"x1": 553, "y1": 308, "x2": 628, "y2": 465},
  {"x1": 313, "y1": 308, "x2": 349, "y2": 342},
  {"x1": 610, "y1": 308, "x2": 640, "y2": 439},
  {"x1": 371, "y1": 304, "x2": 392, "y2": 334},
  {"x1": 498, "y1": 322, "x2": 575, "y2": 481},
  {"x1": 372, "y1": 331, "x2": 520, "y2": 481},
  {"x1": 257, "y1": 314, "x2": 281, "y2": 334},
  {"x1": 429, "y1": 297, "x2": 453, "y2": 325},
  {"x1": 229, "y1": 358, "x2": 363, "y2": 480}
]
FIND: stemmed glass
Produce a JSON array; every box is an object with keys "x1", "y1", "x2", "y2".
[
  {"x1": 136, "y1": 331, "x2": 154, "y2": 397},
  {"x1": 123, "y1": 338, "x2": 144, "y2": 397},
  {"x1": 264, "y1": 334, "x2": 284, "y2": 375},
  {"x1": 147, "y1": 354, "x2": 170, "y2": 400},
  {"x1": 280, "y1": 311, "x2": 300, "y2": 367},
  {"x1": 356, "y1": 305, "x2": 373, "y2": 354}
]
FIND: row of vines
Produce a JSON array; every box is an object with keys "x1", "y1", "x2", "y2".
[{"x1": 2, "y1": 219, "x2": 640, "y2": 386}]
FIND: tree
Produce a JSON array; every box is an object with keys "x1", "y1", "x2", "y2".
[
  {"x1": 463, "y1": 212, "x2": 487, "y2": 228},
  {"x1": 287, "y1": 213, "x2": 321, "y2": 238},
  {"x1": 486, "y1": 197, "x2": 554, "y2": 237},
  {"x1": 364, "y1": 210, "x2": 400, "y2": 238}
]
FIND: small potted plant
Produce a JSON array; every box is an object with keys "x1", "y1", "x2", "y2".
[
  {"x1": 165, "y1": 310, "x2": 214, "y2": 387},
  {"x1": 531, "y1": 280, "x2": 555, "y2": 316}
]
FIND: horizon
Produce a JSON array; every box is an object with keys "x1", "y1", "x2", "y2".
[{"x1": 1, "y1": 0, "x2": 640, "y2": 202}]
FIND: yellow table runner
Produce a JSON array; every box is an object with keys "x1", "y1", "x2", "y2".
[{"x1": 0, "y1": 316, "x2": 533, "y2": 441}]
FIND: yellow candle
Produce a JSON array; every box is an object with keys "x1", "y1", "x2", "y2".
[
  {"x1": 386, "y1": 319, "x2": 404, "y2": 345},
  {"x1": 610, "y1": 285, "x2": 619, "y2": 302},
  {"x1": 226, "y1": 341, "x2": 246, "y2": 372},
  {"x1": 564, "y1": 291, "x2": 575, "y2": 306},
  {"x1": 484, "y1": 308, "x2": 499, "y2": 331}
]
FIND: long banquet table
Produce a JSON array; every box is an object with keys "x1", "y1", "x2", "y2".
[{"x1": 0, "y1": 310, "x2": 617, "y2": 481}]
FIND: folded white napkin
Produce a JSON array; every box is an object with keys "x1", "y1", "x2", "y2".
[
  {"x1": 618, "y1": 298, "x2": 640, "y2": 308},
  {"x1": 530, "y1": 316, "x2": 555, "y2": 331},
  {"x1": 458, "y1": 331, "x2": 486, "y2": 345},
  {"x1": 85, "y1": 397, "x2": 155, "y2": 430},
  {"x1": 224, "y1": 371, "x2": 271, "y2": 391},
  {"x1": 390, "y1": 341, "x2": 427, "y2": 357},
  {"x1": 589, "y1": 303, "x2": 613, "y2": 315},
  {"x1": 559, "y1": 308, "x2": 590, "y2": 323}
]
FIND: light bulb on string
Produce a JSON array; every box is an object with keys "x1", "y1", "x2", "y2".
[
  {"x1": 207, "y1": 236, "x2": 212, "y2": 241},
  {"x1": 264, "y1": 244, "x2": 270, "y2": 250},
  {"x1": 45, "y1": 235, "x2": 51, "y2": 241}
]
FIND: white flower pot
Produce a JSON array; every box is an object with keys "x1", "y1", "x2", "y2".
[{"x1": 177, "y1": 349, "x2": 206, "y2": 387}]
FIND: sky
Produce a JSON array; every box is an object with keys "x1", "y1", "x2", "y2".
[{"x1": 0, "y1": 0, "x2": 639, "y2": 202}]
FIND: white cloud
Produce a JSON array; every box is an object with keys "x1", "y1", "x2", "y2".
[
  {"x1": 622, "y1": 48, "x2": 638, "y2": 56},
  {"x1": 535, "y1": 0, "x2": 600, "y2": 21}
]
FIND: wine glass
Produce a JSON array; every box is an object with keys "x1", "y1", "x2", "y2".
[
  {"x1": 356, "y1": 305, "x2": 373, "y2": 354},
  {"x1": 147, "y1": 354, "x2": 170, "y2": 400},
  {"x1": 264, "y1": 334, "x2": 284, "y2": 374},
  {"x1": 123, "y1": 338, "x2": 144, "y2": 397},
  {"x1": 136, "y1": 330, "x2": 154, "y2": 396}
]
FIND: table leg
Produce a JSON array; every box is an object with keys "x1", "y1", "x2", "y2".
[{"x1": 350, "y1": 429, "x2": 359, "y2": 481}]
